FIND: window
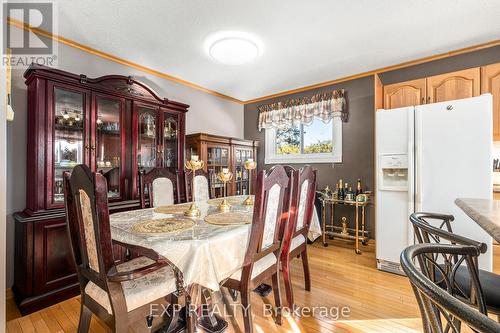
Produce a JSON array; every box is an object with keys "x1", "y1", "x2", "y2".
[{"x1": 265, "y1": 116, "x2": 342, "y2": 164}]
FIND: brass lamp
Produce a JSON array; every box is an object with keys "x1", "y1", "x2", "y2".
[
  {"x1": 243, "y1": 159, "x2": 256, "y2": 205},
  {"x1": 217, "y1": 168, "x2": 233, "y2": 212},
  {"x1": 184, "y1": 155, "x2": 204, "y2": 217}
]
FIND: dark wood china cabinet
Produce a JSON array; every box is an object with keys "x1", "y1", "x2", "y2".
[
  {"x1": 13, "y1": 64, "x2": 188, "y2": 314},
  {"x1": 186, "y1": 133, "x2": 258, "y2": 198}
]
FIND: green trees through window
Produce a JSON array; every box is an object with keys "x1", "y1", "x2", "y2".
[{"x1": 275, "y1": 118, "x2": 333, "y2": 155}]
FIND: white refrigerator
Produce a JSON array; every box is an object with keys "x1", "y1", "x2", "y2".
[{"x1": 375, "y1": 94, "x2": 493, "y2": 273}]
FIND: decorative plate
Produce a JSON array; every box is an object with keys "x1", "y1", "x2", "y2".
[
  {"x1": 204, "y1": 211, "x2": 252, "y2": 226},
  {"x1": 153, "y1": 203, "x2": 192, "y2": 215},
  {"x1": 132, "y1": 217, "x2": 194, "y2": 234},
  {"x1": 207, "y1": 197, "x2": 250, "y2": 206}
]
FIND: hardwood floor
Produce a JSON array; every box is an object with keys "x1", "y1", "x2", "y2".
[{"x1": 5, "y1": 240, "x2": 499, "y2": 332}]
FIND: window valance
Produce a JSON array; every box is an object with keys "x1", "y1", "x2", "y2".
[{"x1": 258, "y1": 89, "x2": 346, "y2": 131}]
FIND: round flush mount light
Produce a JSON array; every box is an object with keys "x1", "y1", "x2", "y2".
[{"x1": 205, "y1": 31, "x2": 263, "y2": 65}]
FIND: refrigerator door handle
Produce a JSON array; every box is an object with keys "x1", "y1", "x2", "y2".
[
  {"x1": 414, "y1": 105, "x2": 423, "y2": 213},
  {"x1": 407, "y1": 107, "x2": 416, "y2": 245}
]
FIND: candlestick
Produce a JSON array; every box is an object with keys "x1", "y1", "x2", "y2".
[
  {"x1": 243, "y1": 159, "x2": 257, "y2": 205},
  {"x1": 217, "y1": 169, "x2": 233, "y2": 212},
  {"x1": 184, "y1": 158, "x2": 205, "y2": 217}
]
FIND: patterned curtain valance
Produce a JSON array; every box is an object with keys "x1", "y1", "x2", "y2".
[{"x1": 258, "y1": 89, "x2": 346, "y2": 131}]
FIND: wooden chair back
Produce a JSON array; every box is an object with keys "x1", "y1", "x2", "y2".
[
  {"x1": 138, "y1": 168, "x2": 181, "y2": 208},
  {"x1": 63, "y1": 164, "x2": 114, "y2": 294},
  {"x1": 184, "y1": 169, "x2": 213, "y2": 202},
  {"x1": 281, "y1": 166, "x2": 316, "y2": 255},
  {"x1": 240, "y1": 166, "x2": 289, "y2": 281}
]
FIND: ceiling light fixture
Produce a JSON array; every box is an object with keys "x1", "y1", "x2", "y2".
[{"x1": 205, "y1": 31, "x2": 263, "y2": 65}]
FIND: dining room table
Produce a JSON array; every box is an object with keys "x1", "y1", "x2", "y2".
[{"x1": 110, "y1": 194, "x2": 322, "y2": 331}]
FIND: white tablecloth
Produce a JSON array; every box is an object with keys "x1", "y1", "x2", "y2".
[{"x1": 110, "y1": 196, "x2": 321, "y2": 291}]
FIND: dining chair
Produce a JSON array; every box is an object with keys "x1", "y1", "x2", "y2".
[
  {"x1": 139, "y1": 168, "x2": 181, "y2": 208},
  {"x1": 280, "y1": 165, "x2": 316, "y2": 309},
  {"x1": 184, "y1": 169, "x2": 213, "y2": 202},
  {"x1": 63, "y1": 164, "x2": 190, "y2": 333},
  {"x1": 401, "y1": 243, "x2": 500, "y2": 333},
  {"x1": 221, "y1": 165, "x2": 290, "y2": 333},
  {"x1": 410, "y1": 212, "x2": 500, "y2": 319}
]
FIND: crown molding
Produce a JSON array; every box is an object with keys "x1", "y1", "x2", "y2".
[
  {"x1": 8, "y1": 17, "x2": 500, "y2": 107},
  {"x1": 7, "y1": 17, "x2": 244, "y2": 104},
  {"x1": 244, "y1": 39, "x2": 500, "y2": 105}
]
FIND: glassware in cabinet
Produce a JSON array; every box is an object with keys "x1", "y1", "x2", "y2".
[
  {"x1": 52, "y1": 87, "x2": 87, "y2": 204},
  {"x1": 136, "y1": 106, "x2": 158, "y2": 171},
  {"x1": 94, "y1": 96, "x2": 125, "y2": 199},
  {"x1": 161, "y1": 114, "x2": 178, "y2": 169}
]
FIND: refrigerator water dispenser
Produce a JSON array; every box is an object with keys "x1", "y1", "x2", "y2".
[{"x1": 379, "y1": 154, "x2": 408, "y2": 191}]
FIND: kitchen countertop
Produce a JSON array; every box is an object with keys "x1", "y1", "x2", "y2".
[{"x1": 455, "y1": 198, "x2": 500, "y2": 243}]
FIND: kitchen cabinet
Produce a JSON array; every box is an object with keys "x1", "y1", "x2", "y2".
[
  {"x1": 426, "y1": 68, "x2": 480, "y2": 103},
  {"x1": 383, "y1": 78, "x2": 426, "y2": 109},
  {"x1": 382, "y1": 68, "x2": 481, "y2": 109},
  {"x1": 481, "y1": 63, "x2": 500, "y2": 140}
]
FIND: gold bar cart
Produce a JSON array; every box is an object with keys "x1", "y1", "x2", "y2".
[{"x1": 320, "y1": 196, "x2": 370, "y2": 254}]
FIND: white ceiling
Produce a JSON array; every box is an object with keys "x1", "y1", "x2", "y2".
[{"x1": 52, "y1": 0, "x2": 500, "y2": 102}]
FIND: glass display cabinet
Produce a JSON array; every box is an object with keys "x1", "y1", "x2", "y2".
[
  {"x1": 14, "y1": 64, "x2": 188, "y2": 315},
  {"x1": 233, "y1": 147, "x2": 253, "y2": 196},
  {"x1": 94, "y1": 95, "x2": 125, "y2": 200},
  {"x1": 51, "y1": 87, "x2": 87, "y2": 205},
  {"x1": 186, "y1": 133, "x2": 259, "y2": 198}
]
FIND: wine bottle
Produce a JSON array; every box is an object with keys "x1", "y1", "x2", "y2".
[
  {"x1": 333, "y1": 182, "x2": 339, "y2": 199},
  {"x1": 338, "y1": 179, "x2": 344, "y2": 200},
  {"x1": 356, "y1": 179, "x2": 363, "y2": 196}
]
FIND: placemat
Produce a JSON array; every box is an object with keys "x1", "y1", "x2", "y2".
[
  {"x1": 207, "y1": 197, "x2": 249, "y2": 206},
  {"x1": 204, "y1": 211, "x2": 252, "y2": 225},
  {"x1": 132, "y1": 217, "x2": 194, "y2": 233},
  {"x1": 153, "y1": 203, "x2": 192, "y2": 215}
]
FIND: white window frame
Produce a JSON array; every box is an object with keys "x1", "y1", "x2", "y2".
[{"x1": 264, "y1": 116, "x2": 342, "y2": 164}]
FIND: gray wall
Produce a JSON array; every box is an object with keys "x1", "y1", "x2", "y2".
[
  {"x1": 245, "y1": 76, "x2": 376, "y2": 238},
  {"x1": 244, "y1": 45, "x2": 500, "y2": 243},
  {"x1": 6, "y1": 33, "x2": 244, "y2": 288}
]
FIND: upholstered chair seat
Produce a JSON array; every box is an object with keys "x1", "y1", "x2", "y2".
[
  {"x1": 85, "y1": 256, "x2": 177, "y2": 314},
  {"x1": 229, "y1": 253, "x2": 277, "y2": 281}
]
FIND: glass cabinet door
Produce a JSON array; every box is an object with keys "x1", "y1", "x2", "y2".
[
  {"x1": 52, "y1": 87, "x2": 86, "y2": 204},
  {"x1": 207, "y1": 146, "x2": 230, "y2": 198},
  {"x1": 137, "y1": 106, "x2": 158, "y2": 172},
  {"x1": 95, "y1": 96, "x2": 123, "y2": 199},
  {"x1": 161, "y1": 114, "x2": 178, "y2": 169},
  {"x1": 234, "y1": 148, "x2": 253, "y2": 195}
]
